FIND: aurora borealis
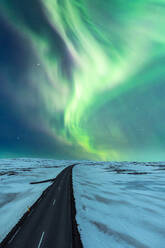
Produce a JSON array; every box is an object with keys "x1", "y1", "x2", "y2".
[{"x1": 0, "y1": 0, "x2": 165, "y2": 161}]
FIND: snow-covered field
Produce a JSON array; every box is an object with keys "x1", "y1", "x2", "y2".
[
  {"x1": 0, "y1": 159, "x2": 165, "y2": 247},
  {"x1": 73, "y1": 162, "x2": 165, "y2": 248}
]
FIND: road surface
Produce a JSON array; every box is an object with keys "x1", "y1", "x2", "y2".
[{"x1": 1, "y1": 165, "x2": 82, "y2": 248}]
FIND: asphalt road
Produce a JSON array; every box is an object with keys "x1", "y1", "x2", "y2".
[{"x1": 1, "y1": 165, "x2": 82, "y2": 248}]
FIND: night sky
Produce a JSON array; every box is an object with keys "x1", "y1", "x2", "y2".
[{"x1": 1, "y1": 0, "x2": 165, "y2": 161}]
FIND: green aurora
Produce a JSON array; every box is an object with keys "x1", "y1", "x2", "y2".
[{"x1": 1, "y1": 0, "x2": 165, "y2": 161}]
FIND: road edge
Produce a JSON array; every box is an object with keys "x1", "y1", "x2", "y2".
[
  {"x1": 70, "y1": 167, "x2": 83, "y2": 248},
  {"x1": 0, "y1": 164, "x2": 83, "y2": 248},
  {"x1": 0, "y1": 183, "x2": 53, "y2": 247}
]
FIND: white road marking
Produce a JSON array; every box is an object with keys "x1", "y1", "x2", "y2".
[
  {"x1": 38, "y1": 232, "x2": 45, "y2": 248},
  {"x1": 8, "y1": 227, "x2": 21, "y2": 244},
  {"x1": 53, "y1": 199, "x2": 56, "y2": 206}
]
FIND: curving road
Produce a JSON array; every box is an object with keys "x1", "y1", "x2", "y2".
[{"x1": 1, "y1": 165, "x2": 82, "y2": 248}]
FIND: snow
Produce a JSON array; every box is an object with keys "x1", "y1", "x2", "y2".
[
  {"x1": 73, "y1": 162, "x2": 165, "y2": 248},
  {"x1": 1, "y1": 158, "x2": 165, "y2": 247},
  {"x1": 0, "y1": 158, "x2": 73, "y2": 241}
]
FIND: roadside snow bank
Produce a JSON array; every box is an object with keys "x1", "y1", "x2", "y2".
[{"x1": 73, "y1": 162, "x2": 165, "y2": 248}]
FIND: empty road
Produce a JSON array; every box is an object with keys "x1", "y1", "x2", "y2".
[{"x1": 1, "y1": 165, "x2": 82, "y2": 248}]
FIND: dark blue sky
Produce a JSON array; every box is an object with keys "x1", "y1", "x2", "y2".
[{"x1": 1, "y1": 0, "x2": 165, "y2": 161}]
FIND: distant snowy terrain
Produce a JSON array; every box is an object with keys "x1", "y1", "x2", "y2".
[
  {"x1": 0, "y1": 159, "x2": 165, "y2": 247},
  {"x1": 73, "y1": 162, "x2": 165, "y2": 248}
]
